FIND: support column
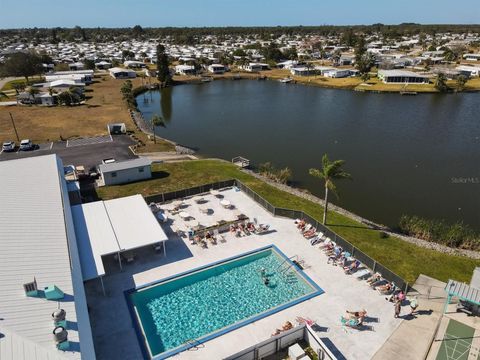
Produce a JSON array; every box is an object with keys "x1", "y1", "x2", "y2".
[
  {"x1": 100, "y1": 276, "x2": 106, "y2": 297},
  {"x1": 444, "y1": 294, "x2": 452, "y2": 313},
  {"x1": 118, "y1": 252, "x2": 123, "y2": 270}
]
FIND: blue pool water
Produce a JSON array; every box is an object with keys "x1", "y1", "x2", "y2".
[{"x1": 128, "y1": 246, "x2": 322, "y2": 358}]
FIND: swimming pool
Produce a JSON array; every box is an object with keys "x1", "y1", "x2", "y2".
[{"x1": 126, "y1": 245, "x2": 323, "y2": 359}]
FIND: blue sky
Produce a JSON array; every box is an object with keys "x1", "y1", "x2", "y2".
[{"x1": 0, "y1": 0, "x2": 479, "y2": 28}]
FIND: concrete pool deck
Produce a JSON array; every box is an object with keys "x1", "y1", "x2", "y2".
[{"x1": 85, "y1": 188, "x2": 410, "y2": 360}]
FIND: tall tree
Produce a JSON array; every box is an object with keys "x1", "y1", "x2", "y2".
[
  {"x1": 456, "y1": 75, "x2": 467, "y2": 92},
  {"x1": 151, "y1": 114, "x2": 165, "y2": 144},
  {"x1": 156, "y1": 44, "x2": 172, "y2": 86},
  {"x1": 309, "y1": 154, "x2": 352, "y2": 225},
  {"x1": 435, "y1": 73, "x2": 449, "y2": 92},
  {"x1": 1, "y1": 52, "x2": 43, "y2": 82}
]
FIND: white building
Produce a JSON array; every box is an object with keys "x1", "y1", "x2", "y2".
[
  {"x1": 175, "y1": 64, "x2": 196, "y2": 75},
  {"x1": 377, "y1": 69, "x2": 430, "y2": 83},
  {"x1": 456, "y1": 65, "x2": 480, "y2": 77},
  {"x1": 208, "y1": 64, "x2": 227, "y2": 74},
  {"x1": 124, "y1": 60, "x2": 146, "y2": 68},
  {"x1": 109, "y1": 67, "x2": 137, "y2": 79},
  {"x1": 0, "y1": 155, "x2": 95, "y2": 360},
  {"x1": 463, "y1": 53, "x2": 480, "y2": 61},
  {"x1": 242, "y1": 63, "x2": 269, "y2": 72},
  {"x1": 323, "y1": 69, "x2": 353, "y2": 78},
  {"x1": 98, "y1": 158, "x2": 152, "y2": 186}
]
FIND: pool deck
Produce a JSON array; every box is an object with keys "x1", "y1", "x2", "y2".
[{"x1": 85, "y1": 188, "x2": 409, "y2": 360}]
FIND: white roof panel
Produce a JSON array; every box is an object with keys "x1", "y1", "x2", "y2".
[
  {"x1": 71, "y1": 201, "x2": 120, "y2": 281},
  {"x1": 72, "y1": 195, "x2": 168, "y2": 280},
  {"x1": 104, "y1": 194, "x2": 168, "y2": 251},
  {"x1": 0, "y1": 155, "x2": 88, "y2": 359}
]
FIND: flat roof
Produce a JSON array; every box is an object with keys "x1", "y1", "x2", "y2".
[
  {"x1": 72, "y1": 195, "x2": 168, "y2": 281},
  {"x1": 378, "y1": 69, "x2": 429, "y2": 78},
  {"x1": 0, "y1": 155, "x2": 94, "y2": 360},
  {"x1": 98, "y1": 157, "x2": 151, "y2": 173}
]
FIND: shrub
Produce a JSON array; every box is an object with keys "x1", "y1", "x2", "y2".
[{"x1": 398, "y1": 215, "x2": 479, "y2": 250}]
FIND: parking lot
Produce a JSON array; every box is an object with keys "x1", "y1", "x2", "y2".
[{"x1": 0, "y1": 135, "x2": 137, "y2": 170}]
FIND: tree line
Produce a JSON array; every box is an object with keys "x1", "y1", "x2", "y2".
[{"x1": 1, "y1": 24, "x2": 480, "y2": 45}]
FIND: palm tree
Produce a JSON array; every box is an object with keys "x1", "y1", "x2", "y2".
[
  {"x1": 151, "y1": 114, "x2": 165, "y2": 144},
  {"x1": 309, "y1": 154, "x2": 352, "y2": 225},
  {"x1": 28, "y1": 87, "x2": 40, "y2": 103}
]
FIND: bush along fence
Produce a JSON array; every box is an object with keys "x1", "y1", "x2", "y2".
[{"x1": 145, "y1": 178, "x2": 411, "y2": 293}]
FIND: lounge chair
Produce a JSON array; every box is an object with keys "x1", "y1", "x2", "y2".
[
  {"x1": 352, "y1": 268, "x2": 371, "y2": 280},
  {"x1": 344, "y1": 260, "x2": 361, "y2": 274},
  {"x1": 214, "y1": 229, "x2": 226, "y2": 243}
]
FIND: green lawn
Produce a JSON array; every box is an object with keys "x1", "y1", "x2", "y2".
[
  {"x1": 1, "y1": 77, "x2": 45, "y2": 91},
  {"x1": 96, "y1": 159, "x2": 480, "y2": 284}
]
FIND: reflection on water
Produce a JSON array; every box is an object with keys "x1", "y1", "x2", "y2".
[{"x1": 137, "y1": 81, "x2": 480, "y2": 229}]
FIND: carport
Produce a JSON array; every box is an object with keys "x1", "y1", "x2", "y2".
[{"x1": 71, "y1": 194, "x2": 169, "y2": 295}]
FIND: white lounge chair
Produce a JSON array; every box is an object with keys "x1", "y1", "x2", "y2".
[{"x1": 352, "y1": 268, "x2": 371, "y2": 280}]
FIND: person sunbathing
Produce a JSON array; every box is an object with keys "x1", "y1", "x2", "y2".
[
  {"x1": 295, "y1": 316, "x2": 315, "y2": 326},
  {"x1": 295, "y1": 219, "x2": 306, "y2": 230},
  {"x1": 271, "y1": 321, "x2": 294, "y2": 336},
  {"x1": 346, "y1": 309, "x2": 367, "y2": 322},
  {"x1": 376, "y1": 282, "x2": 393, "y2": 293},
  {"x1": 247, "y1": 222, "x2": 256, "y2": 232},
  {"x1": 303, "y1": 228, "x2": 317, "y2": 238},
  {"x1": 344, "y1": 260, "x2": 359, "y2": 274},
  {"x1": 366, "y1": 273, "x2": 381, "y2": 285},
  {"x1": 205, "y1": 231, "x2": 216, "y2": 244},
  {"x1": 229, "y1": 224, "x2": 237, "y2": 234}
]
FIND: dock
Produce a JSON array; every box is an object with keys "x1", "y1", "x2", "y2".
[{"x1": 232, "y1": 156, "x2": 250, "y2": 168}]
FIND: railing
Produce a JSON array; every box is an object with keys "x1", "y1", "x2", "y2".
[
  {"x1": 145, "y1": 178, "x2": 410, "y2": 293},
  {"x1": 224, "y1": 324, "x2": 338, "y2": 360}
]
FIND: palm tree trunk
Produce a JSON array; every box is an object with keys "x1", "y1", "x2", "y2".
[
  {"x1": 323, "y1": 185, "x2": 329, "y2": 225},
  {"x1": 152, "y1": 125, "x2": 156, "y2": 144}
]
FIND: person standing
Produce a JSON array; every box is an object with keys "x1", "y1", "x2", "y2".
[
  {"x1": 409, "y1": 296, "x2": 418, "y2": 315},
  {"x1": 394, "y1": 299, "x2": 402, "y2": 318}
]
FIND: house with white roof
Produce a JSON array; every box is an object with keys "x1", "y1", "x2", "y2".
[
  {"x1": 0, "y1": 154, "x2": 95, "y2": 360},
  {"x1": 109, "y1": 67, "x2": 137, "y2": 79}
]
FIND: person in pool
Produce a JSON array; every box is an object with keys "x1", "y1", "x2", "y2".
[{"x1": 263, "y1": 276, "x2": 270, "y2": 286}]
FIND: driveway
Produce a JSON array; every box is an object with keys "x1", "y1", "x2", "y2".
[{"x1": 0, "y1": 135, "x2": 137, "y2": 170}]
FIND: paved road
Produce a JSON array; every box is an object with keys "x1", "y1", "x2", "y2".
[
  {"x1": 0, "y1": 76, "x2": 19, "y2": 90},
  {"x1": 0, "y1": 135, "x2": 136, "y2": 170}
]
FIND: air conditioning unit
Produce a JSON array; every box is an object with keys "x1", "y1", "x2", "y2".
[{"x1": 23, "y1": 278, "x2": 38, "y2": 297}]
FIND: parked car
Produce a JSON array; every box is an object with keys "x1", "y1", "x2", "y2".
[
  {"x1": 19, "y1": 139, "x2": 33, "y2": 151},
  {"x1": 102, "y1": 158, "x2": 116, "y2": 164},
  {"x1": 2, "y1": 141, "x2": 15, "y2": 152}
]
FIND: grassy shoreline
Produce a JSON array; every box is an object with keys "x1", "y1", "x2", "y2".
[
  {"x1": 173, "y1": 70, "x2": 480, "y2": 93},
  {"x1": 96, "y1": 159, "x2": 480, "y2": 284}
]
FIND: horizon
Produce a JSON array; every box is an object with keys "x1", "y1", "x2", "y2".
[{"x1": 1, "y1": 0, "x2": 479, "y2": 29}]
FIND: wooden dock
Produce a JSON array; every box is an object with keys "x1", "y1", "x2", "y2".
[{"x1": 232, "y1": 156, "x2": 250, "y2": 168}]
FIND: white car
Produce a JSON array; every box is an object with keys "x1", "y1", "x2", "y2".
[
  {"x1": 2, "y1": 141, "x2": 15, "y2": 152},
  {"x1": 19, "y1": 139, "x2": 33, "y2": 151}
]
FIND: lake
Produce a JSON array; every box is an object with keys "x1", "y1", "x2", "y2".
[{"x1": 137, "y1": 80, "x2": 480, "y2": 230}]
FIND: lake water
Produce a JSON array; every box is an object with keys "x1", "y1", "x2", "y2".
[{"x1": 137, "y1": 80, "x2": 480, "y2": 230}]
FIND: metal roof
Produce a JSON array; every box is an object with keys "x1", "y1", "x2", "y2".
[
  {"x1": 378, "y1": 69, "x2": 429, "y2": 78},
  {"x1": 0, "y1": 155, "x2": 94, "y2": 359},
  {"x1": 97, "y1": 157, "x2": 151, "y2": 173},
  {"x1": 446, "y1": 279, "x2": 480, "y2": 305},
  {"x1": 72, "y1": 195, "x2": 168, "y2": 281}
]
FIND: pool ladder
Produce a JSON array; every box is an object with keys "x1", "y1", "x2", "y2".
[
  {"x1": 276, "y1": 255, "x2": 305, "y2": 275},
  {"x1": 185, "y1": 338, "x2": 204, "y2": 351}
]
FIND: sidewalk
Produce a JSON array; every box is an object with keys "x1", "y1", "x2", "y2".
[{"x1": 372, "y1": 274, "x2": 447, "y2": 360}]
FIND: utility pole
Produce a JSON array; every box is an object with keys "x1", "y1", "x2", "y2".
[{"x1": 9, "y1": 112, "x2": 20, "y2": 142}]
